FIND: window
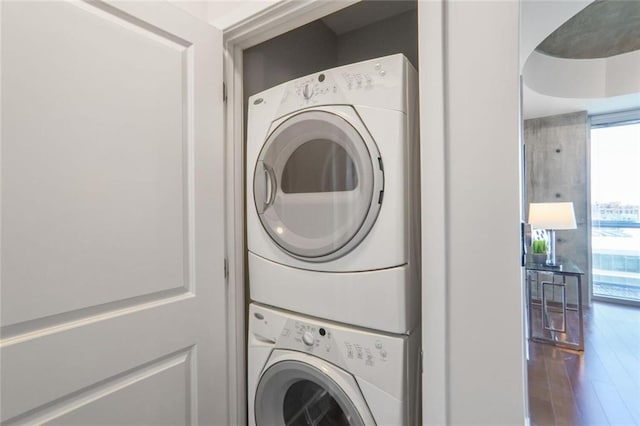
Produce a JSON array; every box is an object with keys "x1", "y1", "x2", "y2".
[{"x1": 590, "y1": 110, "x2": 640, "y2": 304}]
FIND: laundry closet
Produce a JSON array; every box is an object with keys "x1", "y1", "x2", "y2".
[{"x1": 242, "y1": 2, "x2": 421, "y2": 425}]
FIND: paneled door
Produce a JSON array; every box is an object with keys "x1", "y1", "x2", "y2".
[{"x1": 1, "y1": 1, "x2": 227, "y2": 424}]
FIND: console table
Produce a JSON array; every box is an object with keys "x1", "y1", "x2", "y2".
[{"x1": 525, "y1": 257, "x2": 584, "y2": 351}]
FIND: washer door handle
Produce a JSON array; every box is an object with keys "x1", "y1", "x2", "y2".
[{"x1": 255, "y1": 161, "x2": 277, "y2": 214}]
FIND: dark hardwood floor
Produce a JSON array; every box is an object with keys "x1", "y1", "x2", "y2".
[{"x1": 528, "y1": 301, "x2": 640, "y2": 425}]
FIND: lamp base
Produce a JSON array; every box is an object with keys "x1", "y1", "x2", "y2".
[
  {"x1": 544, "y1": 261, "x2": 563, "y2": 269},
  {"x1": 546, "y1": 229, "x2": 559, "y2": 267}
]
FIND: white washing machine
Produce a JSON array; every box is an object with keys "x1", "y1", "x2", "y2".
[
  {"x1": 246, "y1": 54, "x2": 420, "y2": 334},
  {"x1": 248, "y1": 303, "x2": 420, "y2": 426}
]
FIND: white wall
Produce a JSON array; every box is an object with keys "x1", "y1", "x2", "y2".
[
  {"x1": 208, "y1": 0, "x2": 278, "y2": 29},
  {"x1": 167, "y1": 0, "x2": 210, "y2": 21},
  {"x1": 167, "y1": 1, "x2": 279, "y2": 29},
  {"x1": 524, "y1": 50, "x2": 640, "y2": 100},
  {"x1": 421, "y1": 1, "x2": 526, "y2": 424},
  {"x1": 446, "y1": 2, "x2": 525, "y2": 422}
]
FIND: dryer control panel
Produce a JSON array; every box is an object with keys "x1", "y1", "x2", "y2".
[
  {"x1": 289, "y1": 59, "x2": 388, "y2": 104},
  {"x1": 267, "y1": 54, "x2": 410, "y2": 117},
  {"x1": 285, "y1": 72, "x2": 343, "y2": 108},
  {"x1": 293, "y1": 76, "x2": 336, "y2": 102}
]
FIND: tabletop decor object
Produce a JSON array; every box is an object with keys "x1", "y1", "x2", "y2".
[{"x1": 528, "y1": 202, "x2": 577, "y2": 267}]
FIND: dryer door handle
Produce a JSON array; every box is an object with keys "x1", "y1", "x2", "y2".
[
  {"x1": 264, "y1": 163, "x2": 277, "y2": 209},
  {"x1": 255, "y1": 161, "x2": 277, "y2": 214}
]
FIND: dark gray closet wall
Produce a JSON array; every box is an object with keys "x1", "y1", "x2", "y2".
[
  {"x1": 243, "y1": 21, "x2": 338, "y2": 102},
  {"x1": 337, "y1": 10, "x2": 418, "y2": 70}
]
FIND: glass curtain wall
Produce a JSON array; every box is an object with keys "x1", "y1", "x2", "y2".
[{"x1": 590, "y1": 111, "x2": 640, "y2": 304}]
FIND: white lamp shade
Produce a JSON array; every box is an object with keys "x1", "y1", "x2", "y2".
[{"x1": 528, "y1": 202, "x2": 577, "y2": 230}]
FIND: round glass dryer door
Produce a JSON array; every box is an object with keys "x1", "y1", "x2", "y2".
[
  {"x1": 254, "y1": 108, "x2": 383, "y2": 261},
  {"x1": 254, "y1": 360, "x2": 365, "y2": 426}
]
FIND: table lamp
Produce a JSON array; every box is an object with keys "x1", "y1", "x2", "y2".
[{"x1": 528, "y1": 202, "x2": 577, "y2": 267}]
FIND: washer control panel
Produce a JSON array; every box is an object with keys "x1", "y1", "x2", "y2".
[
  {"x1": 271, "y1": 317, "x2": 399, "y2": 371},
  {"x1": 249, "y1": 303, "x2": 413, "y2": 400},
  {"x1": 279, "y1": 320, "x2": 342, "y2": 365}
]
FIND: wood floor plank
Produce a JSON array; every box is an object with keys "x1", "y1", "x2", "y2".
[
  {"x1": 529, "y1": 395, "x2": 556, "y2": 426},
  {"x1": 589, "y1": 332, "x2": 640, "y2": 394},
  {"x1": 591, "y1": 380, "x2": 637, "y2": 426},
  {"x1": 582, "y1": 340, "x2": 616, "y2": 385},
  {"x1": 573, "y1": 384, "x2": 609, "y2": 426},
  {"x1": 527, "y1": 302, "x2": 640, "y2": 426},
  {"x1": 564, "y1": 357, "x2": 609, "y2": 426}
]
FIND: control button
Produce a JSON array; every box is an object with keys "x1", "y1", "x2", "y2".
[
  {"x1": 379, "y1": 70, "x2": 386, "y2": 76},
  {"x1": 319, "y1": 328, "x2": 326, "y2": 337},
  {"x1": 375, "y1": 341, "x2": 382, "y2": 349},
  {"x1": 380, "y1": 349, "x2": 388, "y2": 358},
  {"x1": 374, "y1": 63, "x2": 381, "y2": 70},
  {"x1": 302, "y1": 331, "x2": 315, "y2": 346},
  {"x1": 318, "y1": 74, "x2": 325, "y2": 82},
  {"x1": 345, "y1": 342, "x2": 354, "y2": 358},
  {"x1": 254, "y1": 312, "x2": 264, "y2": 320}
]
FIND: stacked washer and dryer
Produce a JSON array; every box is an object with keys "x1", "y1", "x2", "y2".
[{"x1": 246, "y1": 54, "x2": 421, "y2": 426}]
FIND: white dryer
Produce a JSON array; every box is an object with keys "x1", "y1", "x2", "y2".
[
  {"x1": 246, "y1": 54, "x2": 420, "y2": 333},
  {"x1": 248, "y1": 303, "x2": 420, "y2": 426}
]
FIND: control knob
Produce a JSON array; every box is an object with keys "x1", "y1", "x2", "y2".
[
  {"x1": 302, "y1": 331, "x2": 315, "y2": 346},
  {"x1": 302, "y1": 84, "x2": 313, "y2": 100}
]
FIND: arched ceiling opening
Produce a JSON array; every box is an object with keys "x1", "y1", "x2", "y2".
[
  {"x1": 537, "y1": 0, "x2": 640, "y2": 59},
  {"x1": 522, "y1": 0, "x2": 640, "y2": 119}
]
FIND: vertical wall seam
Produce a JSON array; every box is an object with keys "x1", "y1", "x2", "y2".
[{"x1": 441, "y1": 0, "x2": 451, "y2": 423}]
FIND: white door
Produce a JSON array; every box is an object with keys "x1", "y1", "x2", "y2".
[{"x1": 1, "y1": 1, "x2": 226, "y2": 424}]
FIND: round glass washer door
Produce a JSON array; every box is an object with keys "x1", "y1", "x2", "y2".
[
  {"x1": 254, "y1": 360, "x2": 366, "y2": 426},
  {"x1": 253, "y1": 107, "x2": 383, "y2": 262}
]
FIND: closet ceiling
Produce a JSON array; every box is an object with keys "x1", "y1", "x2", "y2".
[{"x1": 321, "y1": 0, "x2": 415, "y2": 35}]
